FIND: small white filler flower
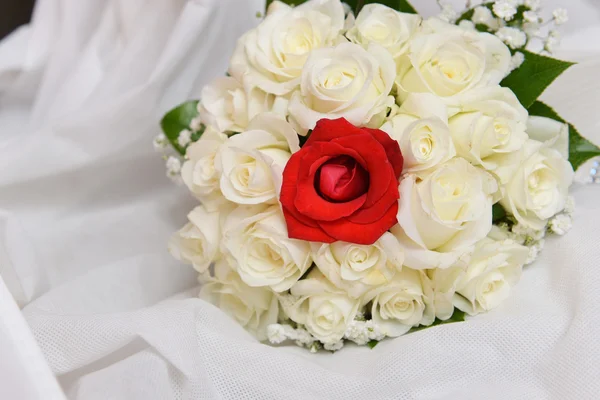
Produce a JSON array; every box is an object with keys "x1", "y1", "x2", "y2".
[{"x1": 493, "y1": 1, "x2": 518, "y2": 21}]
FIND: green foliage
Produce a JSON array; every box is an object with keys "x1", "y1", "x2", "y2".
[
  {"x1": 160, "y1": 100, "x2": 200, "y2": 155},
  {"x1": 500, "y1": 51, "x2": 575, "y2": 109},
  {"x1": 265, "y1": 0, "x2": 417, "y2": 15},
  {"x1": 492, "y1": 203, "x2": 507, "y2": 223},
  {"x1": 367, "y1": 340, "x2": 379, "y2": 349},
  {"x1": 528, "y1": 101, "x2": 600, "y2": 171},
  {"x1": 409, "y1": 309, "x2": 466, "y2": 333}
]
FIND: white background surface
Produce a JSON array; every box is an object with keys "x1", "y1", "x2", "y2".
[{"x1": 0, "y1": 0, "x2": 599, "y2": 399}]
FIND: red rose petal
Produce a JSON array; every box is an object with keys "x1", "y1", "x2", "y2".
[
  {"x1": 294, "y1": 142, "x2": 367, "y2": 221},
  {"x1": 305, "y1": 118, "x2": 364, "y2": 146},
  {"x1": 318, "y1": 202, "x2": 399, "y2": 245},
  {"x1": 331, "y1": 134, "x2": 393, "y2": 208},
  {"x1": 282, "y1": 206, "x2": 336, "y2": 243},
  {"x1": 317, "y1": 156, "x2": 369, "y2": 202},
  {"x1": 345, "y1": 176, "x2": 399, "y2": 224},
  {"x1": 364, "y1": 127, "x2": 404, "y2": 179}
]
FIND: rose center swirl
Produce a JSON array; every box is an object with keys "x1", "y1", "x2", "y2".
[{"x1": 314, "y1": 155, "x2": 370, "y2": 203}]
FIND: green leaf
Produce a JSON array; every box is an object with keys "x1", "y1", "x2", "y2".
[
  {"x1": 367, "y1": 340, "x2": 379, "y2": 349},
  {"x1": 492, "y1": 203, "x2": 507, "y2": 223},
  {"x1": 160, "y1": 100, "x2": 200, "y2": 155},
  {"x1": 500, "y1": 51, "x2": 575, "y2": 109},
  {"x1": 345, "y1": 0, "x2": 418, "y2": 14},
  {"x1": 409, "y1": 309, "x2": 466, "y2": 333},
  {"x1": 528, "y1": 101, "x2": 600, "y2": 171}
]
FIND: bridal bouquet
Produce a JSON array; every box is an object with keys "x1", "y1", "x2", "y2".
[{"x1": 156, "y1": 0, "x2": 600, "y2": 352}]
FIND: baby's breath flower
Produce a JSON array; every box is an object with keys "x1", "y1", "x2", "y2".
[
  {"x1": 153, "y1": 133, "x2": 168, "y2": 152},
  {"x1": 165, "y1": 156, "x2": 183, "y2": 183},
  {"x1": 324, "y1": 341, "x2": 344, "y2": 351},
  {"x1": 526, "y1": 239, "x2": 545, "y2": 265},
  {"x1": 472, "y1": 6, "x2": 494, "y2": 25},
  {"x1": 267, "y1": 324, "x2": 287, "y2": 344},
  {"x1": 523, "y1": 11, "x2": 539, "y2": 23},
  {"x1": 177, "y1": 129, "x2": 192, "y2": 148},
  {"x1": 525, "y1": 0, "x2": 540, "y2": 11},
  {"x1": 510, "y1": 51, "x2": 525, "y2": 71},
  {"x1": 544, "y1": 30, "x2": 561, "y2": 53},
  {"x1": 493, "y1": 1, "x2": 517, "y2": 21},
  {"x1": 564, "y1": 196, "x2": 575, "y2": 215},
  {"x1": 166, "y1": 156, "x2": 181, "y2": 174},
  {"x1": 552, "y1": 8, "x2": 568, "y2": 25},
  {"x1": 549, "y1": 214, "x2": 573, "y2": 236},
  {"x1": 438, "y1": 2, "x2": 458, "y2": 23},
  {"x1": 495, "y1": 27, "x2": 527, "y2": 49},
  {"x1": 189, "y1": 116, "x2": 203, "y2": 132}
]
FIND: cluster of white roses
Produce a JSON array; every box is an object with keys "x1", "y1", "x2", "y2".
[{"x1": 166, "y1": 0, "x2": 574, "y2": 349}]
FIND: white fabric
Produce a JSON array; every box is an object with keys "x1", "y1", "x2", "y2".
[{"x1": 1, "y1": 0, "x2": 600, "y2": 399}]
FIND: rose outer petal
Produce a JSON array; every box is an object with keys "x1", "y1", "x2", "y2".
[
  {"x1": 318, "y1": 202, "x2": 399, "y2": 245},
  {"x1": 304, "y1": 118, "x2": 364, "y2": 146},
  {"x1": 282, "y1": 205, "x2": 336, "y2": 243},
  {"x1": 364, "y1": 127, "x2": 404, "y2": 179},
  {"x1": 345, "y1": 174, "x2": 399, "y2": 224}
]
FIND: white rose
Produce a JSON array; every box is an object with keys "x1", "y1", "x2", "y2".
[
  {"x1": 284, "y1": 269, "x2": 361, "y2": 344},
  {"x1": 453, "y1": 235, "x2": 528, "y2": 315},
  {"x1": 311, "y1": 232, "x2": 404, "y2": 298},
  {"x1": 198, "y1": 77, "x2": 277, "y2": 133},
  {"x1": 229, "y1": 0, "x2": 345, "y2": 95},
  {"x1": 217, "y1": 113, "x2": 299, "y2": 205},
  {"x1": 381, "y1": 93, "x2": 455, "y2": 172},
  {"x1": 364, "y1": 268, "x2": 434, "y2": 337},
  {"x1": 500, "y1": 139, "x2": 574, "y2": 229},
  {"x1": 222, "y1": 204, "x2": 312, "y2": 292},
  {"x1": 425, "y1": 261, "x2": 467, "y2": 320},
  {"x1": 526, "y1": 115, "x2": 569, "y2": 159},
  {"x1": 168, "y1": 205, "x2": 228, "y2": 273},
  {"x1": 393, "y1": 157, "x2": 498, "y2": 270},
  {"x1": 181, "y1": 127, "x2": 229, "y2": 211},
  {"x1": 396, "y1": 18, "x2": 511, "y2": 100},
  {"x1": 288, "y1": 42, "x2": 396, "y2": 133},
  {"x1": 448, "y1": 86, "x2": 529, "y2": 183},
  {"x1": 200, "y1": 260, "x2": 279, "y2": 341},
  {"x1": 346, "y1": 4, "x2": 421, "y2": 60}
]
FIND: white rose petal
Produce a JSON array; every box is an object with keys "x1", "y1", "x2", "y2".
[
  {"x1": 500, "y1": 140, "x2": 574, "y2": 230},
  {"x1": 200, "y1": 261, "x2": 279, "y2": 341},
  {"x1": 397, "y1": 18, "x2": 511, "y2": 100},
  {"x1": 169, "y1": 205, "x2": 230, "y2": 273},
  {"x1": 393, "y1": 157, "x2": 499, "y2": 269},
  {"x1": 229, "y1": 0, "x2": 345, "y2": 95},
  {"x1": 198, "y1": 77, "x2": 277, "y2": 133},
  {"x1": 217, "y1": 113, "x2": 299, "y2": 205},
  {"x1": 311, "y1": 232, "x2": 404, "y2": 298},
  {"x1": 364, "y1": 268, "x2": 434, "y2": 337},
  {"x1": 346, "y1": 4, "x2": 421, "y2": 61},
  {"x1": 181, "y1": 127, "x2": 229, "y2": 211},
  {"x1": 426, "y1": 262, "x2": 467, "y2": 320},
  {"x1": 284, "y1": 269, "x2": 361, "y2": 344},
  {"x1": 288, "y1": 42, "x2": 396, "y2": 133},
  {"x1": 222, "y1": 204, "x2": 312, "y2": 292},
  {"x1": 447, "y1": 86, "x2": 528, "y2": 184},
  {"x1": 453, "y1": 236, "x2": 528, "y2": 315},
  {"x1": 526, "y1": 116, "x2": 569, "y2": 160},
  {"x1": 381, "y1": 93, "x2": 455, "y2": 173}
]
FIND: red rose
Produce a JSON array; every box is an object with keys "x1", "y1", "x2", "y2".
[{"x1": 280, "y1": 118, "x2": 403, "y2": 245}]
